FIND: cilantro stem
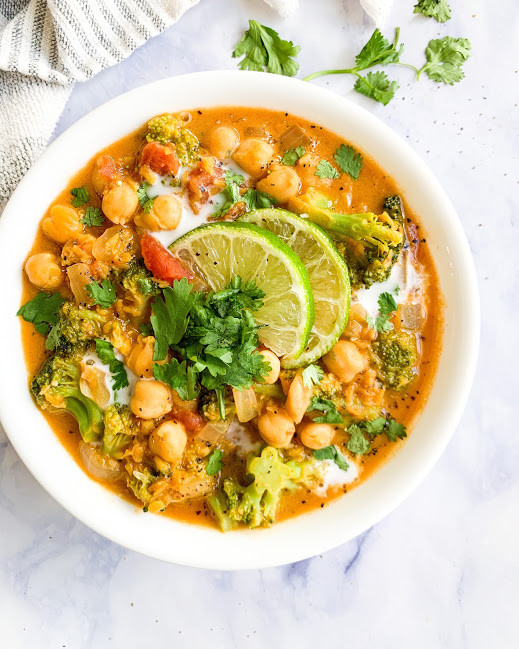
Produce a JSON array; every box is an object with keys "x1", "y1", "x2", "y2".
[
  {"x1": 303, "y1": 68, "x2": 358, "y2": 82},
  {"x1": 394, "y1": 61, "x2": 422, "y2": 77},
  {"x1": 216, "y1": 387, "x2": 226, "y2": 420}
]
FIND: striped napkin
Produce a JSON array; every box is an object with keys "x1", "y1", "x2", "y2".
[{"x1": 0, "y1": 0, "x2": 392, "y2": 209}]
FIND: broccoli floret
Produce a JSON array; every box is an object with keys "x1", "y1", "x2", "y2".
[
  {"x1": 31, "y1": 347, "x2": 104, "y2": 442},
  {"x1": 209, "y1": 446, "x2": 310, "y2": 530},
  {"x1": 145, "y1": 113, "x2": 199, "y2": 164},
  {"x1": 47, "y1": 301, "x2": 108, "y2": 352},
  {"x1": 119, "y1": 257, "x2": 160, "y2": 318},
  {"x1": 290, "y1": 189, "x2": 404, "y2": 288},
  {"x1": 102, "y1": 404, "x2": 136, "y2": 458},
  {"x1": 373, "y1": 329, "x2": 417, "y2": 390},
  {"x1": 126, "y1": 468, "x2": 157, "y2": 509},
  {"x1": 199, "y1": 387, "x2": 236, "y2": 422}
]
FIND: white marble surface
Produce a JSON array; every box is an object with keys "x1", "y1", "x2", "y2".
[{"x1": 2, "y1": 0, "x2": 518, "y2": 646}]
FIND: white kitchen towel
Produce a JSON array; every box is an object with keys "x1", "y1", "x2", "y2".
[{"x1": 0, "y1": 0, "x2": 392, "y2": 209}]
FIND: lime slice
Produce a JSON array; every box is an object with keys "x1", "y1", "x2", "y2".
[
  {"x1": 169, "y1": 222, "x2": 314, "y2": 359},
  {"x1": 240, "y1": 209, "x2": 350, "y2": 368}
]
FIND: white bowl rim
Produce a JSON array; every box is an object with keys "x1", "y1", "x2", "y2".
[{"x1": 0, "y1": 70, "x2": 480, "y2": 570}]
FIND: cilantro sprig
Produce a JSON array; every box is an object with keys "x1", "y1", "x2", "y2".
[
  {"x1": 150, "y1": 277, "x2": 270, "y2": 418},
  {"x1": 367, "y1": 291, "x2": 398, "y2": 333},
  {"x1": 17, "y1": 292, "x2": 65, "y2": 335},
  {"x1": 414, "y1": 0, "x2": 451, "y2": 23},
  {"x1": 281, "y1": 146, "x2": 305, "y2": 166},
  {"x1": 81, "y1": 206, "x2": 104, "y2": 227},
  {"x1": 212, "y1": 170, "x2": 277, "y2": 219},
  {"x1": 302, "y1": 364, "x2": 324, "y2": 388},
  {"x1": 347, "y1": 416, "x2": 407, "y2": 455},
  {"x1": 86, "y1": 278, "x2": 117, "y2": 308},
  {"x1": 233, "y1": 20, "x2": 300, "y2": 77},
  {"x1": 137, "y1": 182, "x2": 156, "y2": 213},
  {"x1": 206, "y1": 449, "x2": 225, "y2": 475},
  {"x1": 307, "y1": 396, "x2": 342, "y2": 424},
  {"x1": 95, "y1": 339, "x2": 129, "y2": 397},
  {"x1": 313, "y1": 445, "x2": 349, "y2": 472},
  {"x1": 333, "y1": 144, "x2": 364, "y2": 180},
  {"x1": 70, "y1": 186, "x2": 90, "y2": 208},
  {"x1": 315, "y1": 160, "x2": 339, "y2": 180}
]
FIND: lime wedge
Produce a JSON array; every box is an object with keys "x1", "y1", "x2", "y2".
[
  {"x1": 240, "y1": 209, "x2": 350, "y2": 368},
  {"x1": 169, "y1": 222, "x2": 314, "y2": 359}
]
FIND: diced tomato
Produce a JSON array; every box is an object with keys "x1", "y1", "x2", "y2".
[
  {"x1": 141, "y1": 233, "x2": 193, "y2": 284},
  {"x1": 97, "y1": 154, "x2": 117, "y2": 180},
  {"x1": 186, "y1": 156, "x2": 225, "y2": 213},
  {"x1": 140, "y1": 142, "x2": 180, "y2": 176},
  {"x1": 170, "y1": 406, "x2": 205, "y2": 434}
]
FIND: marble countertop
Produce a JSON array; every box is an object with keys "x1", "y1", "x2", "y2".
[{"x1": 2, "y1": 0, "x2": 518, "y2": 646}]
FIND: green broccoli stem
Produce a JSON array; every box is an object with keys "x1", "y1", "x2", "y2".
[
  {"x1": 65, "y1": 394, "x2": 104, "y2": 443},
  {"x1": 305, "y1": 210, "x2": 402, "y2": 249}
]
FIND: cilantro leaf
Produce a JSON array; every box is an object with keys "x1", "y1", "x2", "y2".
[
  {"x1": 386, "y1": 418, "x2": 407, "y2": 442},
  {"x1": 70, "y1": 186, "x2": 90, "y2": 208},
  {"x1": 364, "y1": 417, "x2": 387, "y2": 436},
  {"x1": 313, "y1": 445, "x2": 349, "y2": 472},
  {"x1": 86, "y1": 279, "x2": 117, "y2": 308},
  {"x1": 347, "y1": 424, "x2": 371, "y2": 455},
  {"x1": 333, "y1": 144, "x2": 363, "y2": 180},
  {"x1": 139, "y1": 322, "x2": 153, "y2": 337},
  {"x1": 302, "y1": 364, "x2": 324, "y2": 388},
  {"x1": 307, "y1": 397, "x2": 343, "y2": 424},
  {"x1": 151, "y1": 279, "x2": 197, "y2": 361},
  {"x1": 81, "y1": 206, "x2": 104, "y2": 227},
  {"x1": 281, "y1": 146, "x2": 305, "y2": 166},
  {"x1": 354, "y1": 71, "x2": 399, "y2": 106},
  {"x1": 242, "y1": 188, "x2": 277, "y2": 211},
  {"x1": 153, "y1": 358, "x2": 199, "y2": 401},
  {"x1": 371, "y1": 291, "x2": 398, "y2": 332},
  {"x1": 420, "y1": 37, "x2": 471, "y2": 85},
  {"x1": 212, "y1": 170, "x2": 244, "y2": 218},
  {"x1": 206, "y1": 448, "x2": 224, "y2": 475},
  {"x1": 233, "y1": 20, "x2": 300, "y2": 77},
  {"x1": 95, "y1": 339, "x2": 129, "y2": 391},
  {"x1": 315, "y1": 160, "x2": 339, "y2": 180},
  {"x1": 137, "y1": 182, "x2": 156, "y2": 213},
  {"x1": 355, "y1": 28, "x2": 404, "y2": 70},
  {"x1": 17, "y1": 292, "x2": 65, "y2": 335},
  {"x1": 414, "y1": 0, "x2": 451, "y2": 22}
]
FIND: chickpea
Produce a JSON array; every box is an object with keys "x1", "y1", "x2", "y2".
[
  {"x1": 259, "y1": 350, "x2": 281, "y2": 384},
  {"x1": 126, "y1": 336, "x2": 155, "y2": 378},
  {"x1": 148, "y1": 420, "x2": 187, "y2": 463},
  {"x1": 257, "y1": 406, "x2": 295, "y2": 448},
  {"x1": 205, "y1": 126, "x2": 240, "y2": 159},
  {"x1": 232, "y1": 138, "x2": 274, "y2": 177},
  {"x1": 285, "y1": 369, "x2": 314, "y2": 424},
  {"x1": 102, "y1": 182, "x2": 138, "y2": 225},
  {"x1": 42, "y1": 204, "x2": 82, "y2": 244},
  {"x1": 92, "y1": 225, "x2": 136, "y2": 268},
  {"x1": 92, "y1": 155, "x2": 116, "y2": 194},
  {"x1": 298, "y1": 421, "x2": 335, "y2": 450},
  {"x1": 256, "y1": 165, "x2": 300, "y2": 203},
  {"x1": 25, "y1": 252, "x2": 62, "y2": 290},
  {"x1": 130, "y1": 379, "x2": 172, "y2": 420},
  {"x1": 323, "y1": 340, "x2": 368, "y2": 383},
  {"x1": 134, "y1": 194, "x2": 182, "y2": 231}
]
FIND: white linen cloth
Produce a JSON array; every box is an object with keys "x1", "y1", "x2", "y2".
[{"x1": 0, "y1": 0, "x2": 392, "y2": 209}]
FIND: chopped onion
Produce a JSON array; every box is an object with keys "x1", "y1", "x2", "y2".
[
  {"x1": 197, "y1": 420, "x2": 229, "y2": 444},
  {"x1": 80, "y1": 361, "x2": 110, "y2": 408},
  {"x1": 66, "y1": 263, "x2": 92, "y2": 305},
  {"x1": 233, "y1": 387, "x2": 258, "y2": 423},
  {"x1": 79, "y1": 441, "x2": 122, "y2": 482},
  {"x1": 398, "y1": 303, "x2": 424, "y2": 331}
]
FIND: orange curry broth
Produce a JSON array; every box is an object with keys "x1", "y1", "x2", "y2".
[{"x1": 20, "y1": 107, "x2": 443, "y2": 528}]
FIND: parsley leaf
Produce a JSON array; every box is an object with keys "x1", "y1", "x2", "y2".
[
  {"x1": 355, "y1": 27, "x2": 404, "y2": 70},
  {"x1": 333, "y1": 144, "x2": 363, "y2": 180},
  {"x1": 419, "y1": 37, "x2": 471, "y2": 85},
  {"x1": 70, "y1": 186, "x2": 90, "y2": 208},
  {"x1": 206, "y1": 448, "x2": 224, "y2": 475},
  {"x1": 86, "y1": 279, "x2": 117, "y2": 308},
  {"x1": 233, "y1": 20, "x2": 300, "y2": 77},
  {"x1": 315, "y1": 160, "x2": 339, "y2": 180},
  {"x1": 347, "y1": 424, "x2": 371, "y2": 455},
  {"x1": 354, "y1": 71, "x2": 399, "y2": 106},
  {"x1": 81, "y1": 206, "x2": 104, "y2": 227},
  {"x1": 307, "y1": 397, "x2": 343, "y2": 424},
  {"x1": 137, "y1": 182, "x2": 156, "y2": 213},
  {"x1": 95, "y1": 339, "x2": 129, "y2": 392},
  {"x1": 414, "y1": 0, "x2": 451, "y2": 22},
  {"x1": 17, "y1": 292, "x2": 65, "y2": 335},
  {"x1": 281, "y1": 146, "x2": 305, "y2": 166},
  {"x1": 302, "y1": 364, "x2": 324, "y2": 388},
  {"x1": 151, "y1": 279, "x2": 198, "y2": 361},
  {"x1": 313, "y1": 445, "x2": 349, "y2": 472}
]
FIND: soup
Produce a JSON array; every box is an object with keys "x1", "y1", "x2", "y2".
[{"x1": 18, "y1": 107, "x2": 442, "y2": 531}]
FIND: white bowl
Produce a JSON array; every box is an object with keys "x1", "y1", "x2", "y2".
[{"x1": 0, "y1": 71, "x2": 479, "y2": 570}]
